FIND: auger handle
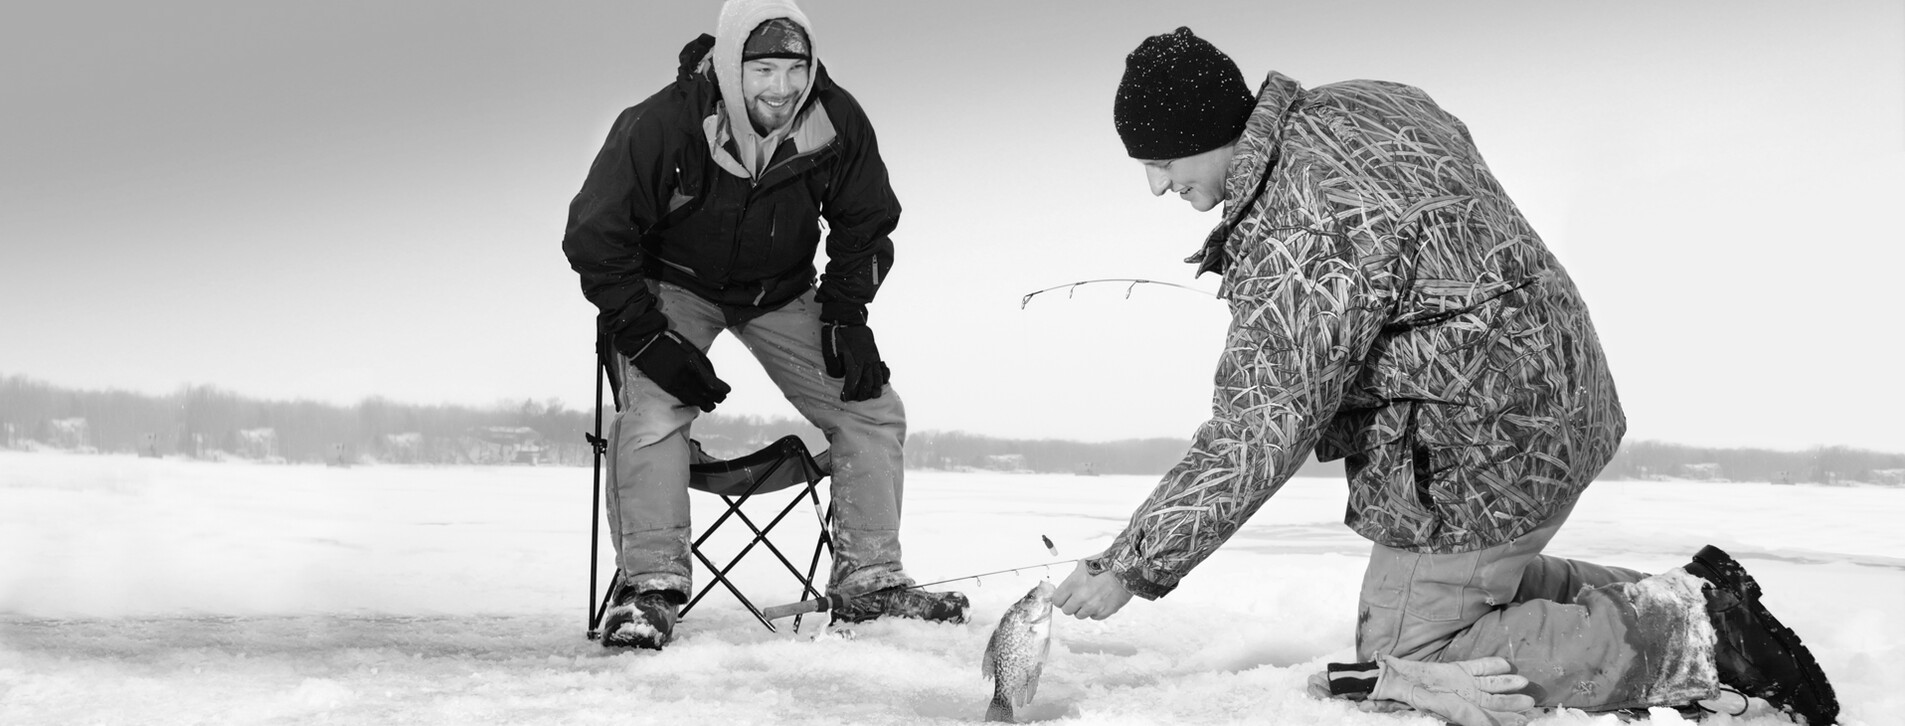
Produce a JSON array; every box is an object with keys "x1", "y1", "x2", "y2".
[{"x1": 762, "y1": 595, "x2": 836, "y2": 621}]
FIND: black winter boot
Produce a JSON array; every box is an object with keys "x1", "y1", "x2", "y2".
[
  {"x1": 599, "y1": 584, "x2": 680, "y2": 650},
  {"x1": 1684, "y1": 545, "x2": 1838, "y2": 725},
  {"x1": 831, "y1": 586, "x2": 970, "y2": 625}
]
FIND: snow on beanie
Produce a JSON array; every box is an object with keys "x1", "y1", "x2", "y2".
[
  {"x1": 743, "y1": 17, "x2": 811, "y2": 61},
  {"x1": 1114, "y1": 27, "x2": 1255, "y2": 160}
]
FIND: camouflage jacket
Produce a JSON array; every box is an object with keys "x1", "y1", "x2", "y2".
[{"x1": 1094, "y1": 73, "x2": 1625, "y2": 600}]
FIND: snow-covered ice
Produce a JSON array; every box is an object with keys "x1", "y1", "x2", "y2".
[{"x1": 2, "y1": 450, "x2": 1901, "y2": 725}]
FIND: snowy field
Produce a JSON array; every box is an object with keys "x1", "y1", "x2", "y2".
[{"x1": 2, "y1": 450, "x2": 1901, "y2": 725}]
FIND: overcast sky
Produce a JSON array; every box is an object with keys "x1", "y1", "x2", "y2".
[{"x1": 4, "y1": 1, "x2": 1902, "y2": 452}]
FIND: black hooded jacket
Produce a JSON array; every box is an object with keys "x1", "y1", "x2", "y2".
[{"x1": 563, "y1": 34, "x2": 901, "y2": 356}]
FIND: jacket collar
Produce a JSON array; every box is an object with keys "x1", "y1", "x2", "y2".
[
  {"x1": 702, "y1": 100, "x2": 835, "y2": 181},
  {"x1": 1187, "y1": 71, "x2": 1306, "y2": 277}
]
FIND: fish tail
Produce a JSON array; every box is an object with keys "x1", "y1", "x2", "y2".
[{"x1": 985, "y1": 693, "x2": 1015, "y2": 723}]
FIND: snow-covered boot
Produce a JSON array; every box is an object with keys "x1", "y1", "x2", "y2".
[
  {"x1": 1684, "y1": 545, "x2": 1838, "y2": 725},
  {"x1": 831, "y1": 586, "x2": 970, "y2": 625},
  {"x1": 599, "y1": 584, "x2": 679, "y2": 650}
]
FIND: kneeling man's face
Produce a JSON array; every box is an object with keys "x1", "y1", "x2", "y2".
[{"x1": 1139, "y1": 143, "x2": 1234, "y2": 212}]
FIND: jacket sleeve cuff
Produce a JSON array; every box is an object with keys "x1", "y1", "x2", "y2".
[
  {"x1": 820, "y1": 301, "x2": 868, "y2": 326},
  {"x1": 1324, "y1": 661, "x2": 1381, "y2": 698},
  {"x1": 608, "y1": 308, "x2": 671, "y2": 358},
  {"x1": 1088, "y1": 550, "x2": 1179, "y2": 601}
]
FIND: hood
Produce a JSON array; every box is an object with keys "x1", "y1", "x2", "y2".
[{"x1": 710, "y1": 0, "x2": 825, "y2": 178}]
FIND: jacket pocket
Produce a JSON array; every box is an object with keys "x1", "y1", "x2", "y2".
[
  {"x1": 760, "y1": 202, "x2": 822, "y2": 274},
  {"x1": 667, "y1": 189, "x2": 695, "y2": 213}
]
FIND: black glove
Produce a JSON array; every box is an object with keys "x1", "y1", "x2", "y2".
[
  {"x1": 628, "y1": 330, "x2": 731, "y2": 412},
  {"x1": 821, "y1": 322, "x2": 890, "y2": 402}
]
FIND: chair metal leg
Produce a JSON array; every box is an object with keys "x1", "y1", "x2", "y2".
[
  {"x1": 680, "y1": 467, "x2": 835, "y2": 632},
  {"x1": 682, "y1": 453, "x2": 802, "y2": 628},
  {"x1": 684, "y1": 485, "x2": 825, "y2": 630},
  {"x1": 689, "y1": 546, "x2": 778, "y2": 631},
  {"x1": 725, "y1": 491, "x2": 824, "y2": 589},
  {"x1": 793, "y1": 489, "x2": 833, "y2": 633},
  {"x1": 590, "y1": 568, "x2": 621, "y2": 639},
  {"x1": 586, "y1": 342, "x2": 611, "y2": 640},
  {"x1": 681, "y1": 484, "x2": 770, "y2": 618}
]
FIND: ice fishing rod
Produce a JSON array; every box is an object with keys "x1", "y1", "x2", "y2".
[
  {"x1": 910, "y1": 558, "x2": 1079, "y2": 591},
  {"x1": 759, "y1": 558, "x2": 1079, "y2": 621},
  {"x1": 1019, "y1": 278, "x2": 1216, "y2": 309},
  {"x1": 892, "y1": 534, "x2": 1069, "y2": 590}
]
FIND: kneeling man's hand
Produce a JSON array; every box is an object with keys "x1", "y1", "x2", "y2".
[
  {"x1": 1051, "y1": 560, "x2": 1134, "y2": 620},
  {"x1": 1313, "y1": 655, "x2": 1535, "y2": 726}
]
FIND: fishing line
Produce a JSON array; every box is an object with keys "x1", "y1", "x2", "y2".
[
  {"x1": 762, "y1": 537, "x2": 1079, "y2": 620},
  {"x1": 906, "y1": 558, "x2": 1078, "y2": 591}
]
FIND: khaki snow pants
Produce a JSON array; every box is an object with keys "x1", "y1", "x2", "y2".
[
  {"x1": 605, "y1": 282, "x2": 911, "y2": 600},
  {"x1": 1357, "y1": 501, "x2": 1721, "y2": 710}
]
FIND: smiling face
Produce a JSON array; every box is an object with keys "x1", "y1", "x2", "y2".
[
  {"x1": 741, "y1": 57, "x2": 810, "y2": 135},
  {"x1": 1140, "y1": 141, "x2": 1238, "y2": 212}
]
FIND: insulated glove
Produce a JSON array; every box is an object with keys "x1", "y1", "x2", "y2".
[
  {"x1": 628, "y1": 329, "x2": 731, "y2": 412},
  {"x1": 1316, "y1": 656, "x2": 1535, "y2": 726},
  {"x1": 821, "y1": 322, "x2": 890, "y2": 402}
]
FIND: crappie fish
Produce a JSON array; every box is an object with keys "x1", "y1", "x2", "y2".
[{"x1": 982, "y1": 581, "x2": 1054, "y2": 723}]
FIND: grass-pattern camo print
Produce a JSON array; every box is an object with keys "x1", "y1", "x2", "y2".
[{"x1": 1100, "y1": 73, "x2": 1625, "y2": 600}]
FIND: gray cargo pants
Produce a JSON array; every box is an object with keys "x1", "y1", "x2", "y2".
[
  {"x1": 606, "y1": 282, "x2": 912, "y2": 600},
  {"x1": 1357, "y1": 501, "x2": 1723, "y2": 711}
]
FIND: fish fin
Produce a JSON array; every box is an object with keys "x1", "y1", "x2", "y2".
[
  {"x1": 1015, "y1": 662, "x2": 1044, "y2": 707},
  {"x1": 985, "y1": 694, "x2": 1015, "y2": 723},
  {"x1": 981, "y1": 628, "x2": 1001, "y2": 678}
]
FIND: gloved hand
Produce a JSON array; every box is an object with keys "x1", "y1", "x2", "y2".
[
  {"x1": 1373, "y1": 656, "x2": 1534, "y2": 726},
  {"x1": 1314, "y1": 656, "x2": 1535, "y2": 726},
  {"x1": 628, "y1": 329, "x2": 730, "y2": 412},
  {"x1": 821, "y1": 322, "x2": 890, "y2": 402}
]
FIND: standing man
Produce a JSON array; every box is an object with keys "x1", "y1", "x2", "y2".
[
  {"x1": 1052, "y1": 27, "x2": 1838, "y2": 725},
  {"x1": 562, "y1": 0, "x2": 967, "y2": 650}
]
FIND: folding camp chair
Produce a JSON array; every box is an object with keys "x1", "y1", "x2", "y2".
[{"x1": 584, "y1": 335, "x2": 835, "y2": 638}]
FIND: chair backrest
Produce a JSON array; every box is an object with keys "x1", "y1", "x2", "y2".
[{"x1": 689, "y1": 434, "x2": 832, "y2": 497}]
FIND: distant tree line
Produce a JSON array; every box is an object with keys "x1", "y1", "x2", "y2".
[
  {"x1": 0, "y1": 374, "x2": 811, "y2": 466},
  {"x1": 1600, "y1": 439, "x2": 1905, "y2": 486},
  {"x1": 4, "y1": 374, "x2": 1901, "y2": 483},
  {"x1": 904, "y1": 430, "x2": 1185, "y2": 475}
]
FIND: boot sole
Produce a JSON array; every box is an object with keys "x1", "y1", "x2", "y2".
[
  {"x1": 1734, "y1": 593, "x2": 1838, "y2": 724},
  {"x1": 601, "y1": 633, "x2": 666, "y2": 650},
  {"x1": 1694, "y1": 546, "x2": 1839, "y2": 725}
]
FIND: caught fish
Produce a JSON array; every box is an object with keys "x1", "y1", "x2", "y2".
[{"x1": 982, "y1": 581, "x2": 1054, "y2": 723}]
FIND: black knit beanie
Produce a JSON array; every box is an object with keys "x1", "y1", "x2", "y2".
[
  {"x1": 1114, "y1": 27, "x2": 1255, "y2": 160},
  {"x1": 743, "y1": 17, "x2": 811, "y2": 61}
]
